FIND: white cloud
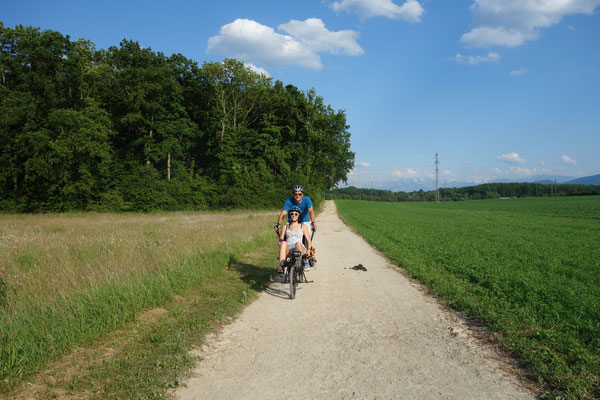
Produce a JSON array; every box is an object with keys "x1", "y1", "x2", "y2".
[
  {"x1": 357, "y1": 161, "x2": 371, "y2": 167},
  {"x1": 442, "y1": 170, "x2": 454, "y2": 176},
  {"x1": 497, "y1": 152, "x2": 527, "y2": 164},
  {"x1": 245, "y1": 63, "x2": 270, "y2": 77},
  {"x1": 540, "y1": 160, "x2": 546, "y2": 166},
  {"x1": 460, "y1": 27, "x2": 534, "y2": 48},
  {"x1": 562, "y1": 154, "x2": 577, "y2": 165},
  {"x1": 452, "y1": 52, "x2": 501, "y2": 65},
  {"x1": 391, "y1": 167, "x2": 419, "y2": 178},
  {"x1": 207, "y1": 19, "x2": 322, "y2": 69},
  {"x1": 207, "y1": 18, "x2": 363, "y2": 70},
  {"x1": 331, "y1": 0, "x2": 425, "y2": 22},
  {"x1": 492, "y1": 167, "x2": 503, "y2": 174},
  {"x1": 391, "y1": 167, "x2": 434, "y2": 179},
  {"x1": 509, "y1": 166, "x2": 533, "y2": 176},
  {"x1": 461, "y1": 0, "x2": 600, "y2": 48},
  {"x1": 510, "y1": 67, "x2": 529, "y2": 76},
  {"x1": 279, "y1": 18, "x2": 363, "y2": 55}
]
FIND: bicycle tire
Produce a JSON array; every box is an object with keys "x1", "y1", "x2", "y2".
[{"x1": 289, "y1": 265, "x2": 296, "y2": 299}]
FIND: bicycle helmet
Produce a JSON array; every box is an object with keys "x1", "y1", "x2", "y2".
[
  {"x1": 289, "y1": 205, "x2": 302, "y2": 216},
  {"x1": 292, "y1": 185, "x2": 304, "y2": 193}
]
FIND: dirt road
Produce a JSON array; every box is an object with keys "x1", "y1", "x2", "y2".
[{"x1": 176, "y1": 201, "x2": 532, "y2": 399}]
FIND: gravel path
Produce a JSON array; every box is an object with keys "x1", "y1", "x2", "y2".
[{"x1": 176, "y1": 201, "x2": 533, "y2": 399}]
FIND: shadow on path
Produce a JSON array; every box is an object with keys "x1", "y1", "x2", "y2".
[{"x1": 228, "y1": 255, "x2": 294, "y2": 300}]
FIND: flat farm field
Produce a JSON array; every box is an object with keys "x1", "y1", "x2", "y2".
[{"x1": 336, "y1": 196, "x2": 600, "y2": 399}]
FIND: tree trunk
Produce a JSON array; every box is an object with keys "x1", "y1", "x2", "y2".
[
  {"x1": 147, "y1": 116, "x2": 154, "y2": 165},
  {"x1": 220, "y1": 91, "x2": 226, "y2": 141},
  {"x1": 167, "y1": 152, "x2": 171, "y2": 181}
]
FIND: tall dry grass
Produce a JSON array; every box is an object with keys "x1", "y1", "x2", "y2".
[
  {"x1": 0, "y1": 211, "x2": 274, "y2": 312},
  {"x1": 0, "y1": 210, "x2": 277, "y2": 386}
]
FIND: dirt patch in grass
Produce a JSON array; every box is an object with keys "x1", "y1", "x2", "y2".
[{"x1": 138, "y1": 307, "x2": 168, "y2": 323}]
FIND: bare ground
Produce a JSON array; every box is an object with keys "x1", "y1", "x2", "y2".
[{"x1": 175, "y1": 201, "x2": 534, "y2": 400}]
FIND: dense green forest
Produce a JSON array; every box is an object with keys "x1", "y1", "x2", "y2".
[
  {"x1": 326, "y1": 182, "x2": 600, "y2": 202},
  {"x1": 0, "y1": 23, "x2": 354, "y2": 211}
]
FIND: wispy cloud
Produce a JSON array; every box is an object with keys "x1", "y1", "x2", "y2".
[
  {"x1": 207, "y1": 18, "x2": 363, "y2": 70},
  {"x1": 357, "y1": 161, "x2": 371, "y2": 167},
  {"x1": 391, "y1": 167, "x2": 420, "y2": 178},
  {"x1": 460, "y1": 0, "x2": 600, "y2": 48},
  {"x1": 279, "y1": 18, "x2": 364, "y2": 56},
  {"x1": 509, "y1": 166, "x2": 533, "y2": 176},
  {"x1": 497, "y1": 152, "x2": 527, "y2": 164},
  {"x1": 510, "y1": 67, "x2": 528, "y2": 76},
  {"x1": 461, "y1": 27, "x2": 534, "y2": 48},
  {"x1": 562, "y1": 154, "x2": 577, "y2": 165},
  {"x1": 331, "y1": 0, "x2": 425, "y2": 22},
  {"x1": 451, "y1": 52, "x2": 501, "y2": 65},
  {"x1": 245, "y1": 63, "x2": 270, "y2": 77}
]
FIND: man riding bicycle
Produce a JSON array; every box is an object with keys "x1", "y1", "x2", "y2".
[{"x1": 274, "y1": 185, "x2": 317, "y2": 236}]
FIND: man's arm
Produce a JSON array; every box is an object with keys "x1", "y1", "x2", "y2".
[
  {"x1": 279, "y1": 224, "x2": 287, "y2": 242},
  {"x1": 302, "y1": 224, "x2": 312, "y2": 250},
  {"x1": 274, "y1": 209, "x2": 288, "y2": 232},
  {"x1": 308, "y1": 207, "x2": 316, "y2": 231}
]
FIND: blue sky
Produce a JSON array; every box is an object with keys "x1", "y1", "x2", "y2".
[{"x1": 4, "y1": 0, "x2": 600, "y2": 189}]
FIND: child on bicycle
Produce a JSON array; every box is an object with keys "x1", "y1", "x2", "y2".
[{"x1": 277, "y1": 205, "x2": 312, "y2": 273}]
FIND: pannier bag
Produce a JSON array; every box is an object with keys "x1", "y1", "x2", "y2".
[{"x1": 309, "y1": 246, "x2": 317, "y2": 267}]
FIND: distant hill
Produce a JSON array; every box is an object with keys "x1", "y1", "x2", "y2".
[
  {"x1": 529, "y1": 175, "x2": 575, "y2": 183},
  {"x1": 489, "y1": 175, "x2": 575, "y2": 185},
  {"x1": 347, "y1": 174, "x2": 599, "y2": 192},
  {"x1": 564, "y1": 174, "x2": 600, "y2": 185}
]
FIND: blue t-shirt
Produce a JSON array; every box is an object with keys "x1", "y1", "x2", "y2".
[{"x1": 283, "y1": 196, "x2": 313, "y2": 223}]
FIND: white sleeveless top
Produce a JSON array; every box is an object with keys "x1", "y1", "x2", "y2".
[{"x1": 285, "y1": 223, "x2": 303, "y2": 248}]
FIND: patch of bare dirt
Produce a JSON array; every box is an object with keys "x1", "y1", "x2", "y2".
[{"x1": 137, "y1": 307, "x2": 168, "y2": 323}]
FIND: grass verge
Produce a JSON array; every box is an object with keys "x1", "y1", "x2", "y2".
[
  {"x1": 2, "y1": 236, "x2": 277, "y2": 399},
  {"x1": 0, "y1": 227, "x2": 275, "y2": 393}
]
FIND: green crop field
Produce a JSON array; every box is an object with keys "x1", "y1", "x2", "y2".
[{"x1": 335, "y1": 196, "x2": 600, "y2": 399}]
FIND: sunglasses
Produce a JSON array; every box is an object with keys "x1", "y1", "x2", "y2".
[
  {"x1": 294, "y1": 193, "x2": 303, "y2": 197},
  {"x1": 289, "y1": 212, "x2": 300, "y2": 216}
]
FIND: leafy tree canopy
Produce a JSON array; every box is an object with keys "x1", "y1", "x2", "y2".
[{"x1": 0, "y1": 23, "x2": 355, "y2": 211}]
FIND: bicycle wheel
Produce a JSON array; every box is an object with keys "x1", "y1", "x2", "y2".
[{"x1": 289, "y1": 265, "x2": 296, "y2": 299}]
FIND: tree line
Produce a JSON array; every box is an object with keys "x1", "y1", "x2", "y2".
[
  {"x1": 326, "y1": 183, "x2": 600, "y2": 202},
  {"x1": 0, "y1": 23, "x2": 354, "y2": 212}
]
